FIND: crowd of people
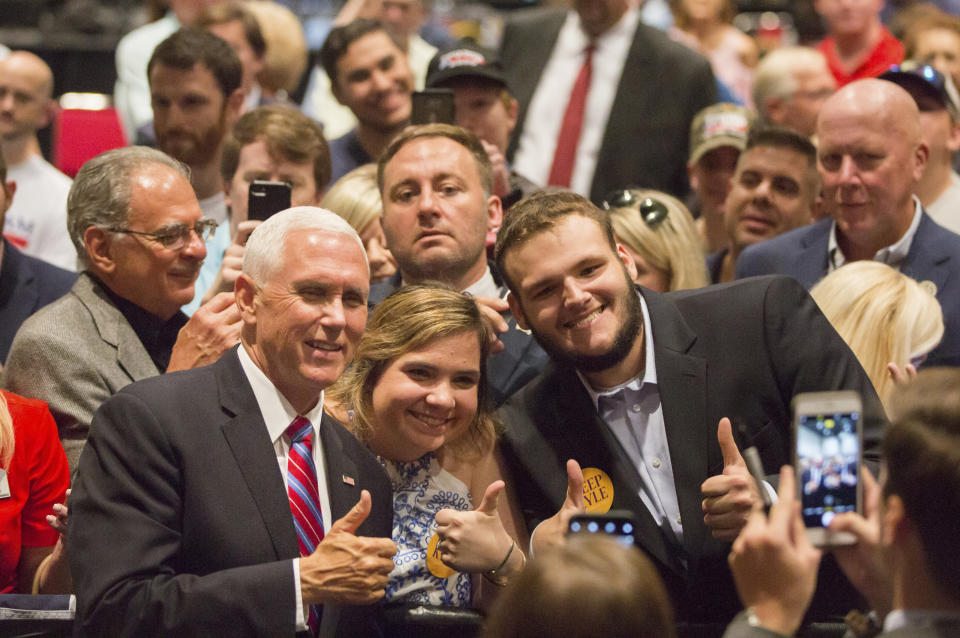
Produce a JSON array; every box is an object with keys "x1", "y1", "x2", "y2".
[{"x1": 1, "y1": 0, "x2": 959, "y2": 636}]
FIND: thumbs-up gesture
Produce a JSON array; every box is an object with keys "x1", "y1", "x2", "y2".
[
  {"x1": 300, "y1": 490, "x2": 398, "y2": 605},
  {"x1": 435, "y1": 481, "x2": 519, "y2": 574},
  {"x1": 701, "y1": 418, "x2": 763, "y2": 541},
  {"x1": 531, "y1": 459, "x2": 585, "y2": 555}
]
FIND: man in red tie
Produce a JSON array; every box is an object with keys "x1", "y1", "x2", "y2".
[
  {"x1": 69, "y1": 207, "x2": 397, "y2": 637},
  {"x1": 500, "y1": 0, "x2": 717, "y2": 203}
]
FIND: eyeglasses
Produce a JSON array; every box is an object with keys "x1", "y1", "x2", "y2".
[
  {"x1": 109, "y1": 218, "x2": 218, "y2": 250},
  {"x1": 601, "y1": 190, "x2": 670, "y2": 228}
]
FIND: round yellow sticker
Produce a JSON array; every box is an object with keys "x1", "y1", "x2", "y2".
[
  {"x1": 581, "y1": 467, "x2": 614, "y2": 513},
  {"x1": 426, "y1": 532, "x2": 456, "y2": 579}
]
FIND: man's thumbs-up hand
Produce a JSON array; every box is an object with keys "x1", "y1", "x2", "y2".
[
  {"x1": 701, "y1": 418, "x2": 764, "y2": 541},
  {"x1": 301, "y1": 490, "x2": 398, "y2": 605},
  {"x1": 531, "y1": 459, "x2": 586, "y2": 554}
]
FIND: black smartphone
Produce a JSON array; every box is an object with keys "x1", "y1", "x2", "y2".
[
  {"x1": 411, "y1": 89, "x2": 455, "y2": 125},
  {"x1": 248, "y1": 180, "x2": 291, "y2": 222},
  {"x1": 792, "y1": 391, "x2": 863, "y2": 547},
  {"x1": 567, "y1": 511, "x2": 639, "y2": 548}
]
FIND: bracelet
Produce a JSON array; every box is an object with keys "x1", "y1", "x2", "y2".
[{"x1": 483, "y1": 540, "x2": 517, "y2": 587}]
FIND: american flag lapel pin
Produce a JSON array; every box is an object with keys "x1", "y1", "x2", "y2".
[{"x1": 342, "y1": 474, "x2": 355, "y2": 486}]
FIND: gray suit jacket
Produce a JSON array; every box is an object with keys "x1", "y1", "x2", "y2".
[{"x1": 1, "y1": 272, "x2": 158, "y2": 473}]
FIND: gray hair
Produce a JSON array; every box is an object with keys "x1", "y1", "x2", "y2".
[
  {"x1": 753, "y1": 47, "x2": 829, "y2": 119},
  {"x1": 243, "y1": 206, "x2": 367, "y2": 284},
  {"x1": 67, "y1": 146, "x2": 189, "y2": 265}
]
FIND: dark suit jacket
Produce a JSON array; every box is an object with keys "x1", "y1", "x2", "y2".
[
  {"x1": 0, "y1": 239, "x2": 75, "y2": 363},
  {"x1": 498, "y1": 276, "x2": 885, "y2": 627},
  {"x1": 735, "y1": 213, "x2": 960, "y2": 367},
  {"x1": 69, "y1": 347, "x2": 393, "y2": 637},
  {"x1": 368, "y1": 269, "x2": 548, "y2": 407},
  {"x1": 500, "y1": 7, "x2": 717, "y2": 203}
]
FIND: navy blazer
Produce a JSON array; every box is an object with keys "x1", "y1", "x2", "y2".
[
  {"x1": 0, "y1": 240, "x2": 75, "y2": 363},
  {"x1": 736, "y1": 213, "x2": 960, "y2": 367}
]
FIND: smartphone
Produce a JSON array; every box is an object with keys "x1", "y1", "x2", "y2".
[
  {"x1": 411, "y1": 89, "x2": 455, "y2": 125},
  {"x1": 792, "y1": 391, "x2": 862, "y2": 547},
  {"x1": 248, "y1": 180, "x2": 291, "y2": 222},
  {"x1": 567, "y1": 511, "x2": 639, "y2": 548}
]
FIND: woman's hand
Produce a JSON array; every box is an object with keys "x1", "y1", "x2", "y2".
[{"x1": 435, "y1": 481, "x2": 521, "y2": 577}]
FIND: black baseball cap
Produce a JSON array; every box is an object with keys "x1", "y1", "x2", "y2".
[{"x1": 426, "y1": 39, "x2": 509, "y2": 91}]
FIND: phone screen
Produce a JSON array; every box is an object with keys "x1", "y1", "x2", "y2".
[
  {"x1": 797, "y1": 411, "x2": 860, "y2": 528},
  {"x1": 568, "y1": 513, "x2": 637, "y2": 548}
]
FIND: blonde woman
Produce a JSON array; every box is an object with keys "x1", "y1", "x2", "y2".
[
  {"x1": 0, "y1": 390, "x2": 70, "y2": 593},
  {"x1": 327, "y1": 284, "x2": 527, "y2": 609},
  {"x1": 811, "y1": 261, "x2": 944, "y2": 409},
  {"x1": 605, "y1": 189, "x2": 709, "y2": 292},
  {"x1": 321, "y1": 164, "x2": 397, "y2": 284}
]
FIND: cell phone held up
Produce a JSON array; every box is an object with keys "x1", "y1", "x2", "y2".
[
  {"x1": 792, "y1": 391, "x2": 863, "y2": 547},
  {"x1": 567, "y1": 511, "x2": 639, "y2": 548},
  {"x1": 411, "y1": 89, "x2": 455, "y2": 125},
  {"x1": 247, "y1": 180, "x2": 291, "y2": 222}
]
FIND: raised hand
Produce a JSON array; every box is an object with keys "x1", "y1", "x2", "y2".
[
  {"x1": 702, "y1": 418, "x2": 762, "y2": 541},
  {"x1": 728, "y1": 466, "x2": 822, "y2": 636},
  {"x1": 435, "y1": 481, "x2": 518, "y2": 574},
  {"x1": 167, "y1": 292, "x2": 242, "y2": 372},
  {"x1": 531, "y1": 459, "x2": 585, "y2": 555},
  {"x1": 300, "y1": 490, "x2": 398, "y2": 606}
]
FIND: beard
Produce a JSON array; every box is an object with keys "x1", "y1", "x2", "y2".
[
  {"x1": 527, "y1": 268, "x2": 644, "y2": 373},
  {"x1": 157, "y1": 109, "x2": 227, "y2": 167}
]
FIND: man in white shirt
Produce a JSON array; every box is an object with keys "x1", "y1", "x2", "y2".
[
  {"x1": 69, "y1": 207, "x2": 397, "y2": 637},
  {"x1": 500, "y1": 0, "x2": 716, "y2": 203},
  {"x1": 148, "y1": 28, "x2": 244, "y2": 228},
  {"x1": 0, "y1": 51, "x2": 76, "y2": 271}
]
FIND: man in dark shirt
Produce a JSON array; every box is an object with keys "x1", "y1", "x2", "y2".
[{"x1": 2, "y1": 146, "x2": 240, "y2": 473}]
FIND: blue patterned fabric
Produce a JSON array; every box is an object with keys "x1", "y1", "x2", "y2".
[{"x1": 381, "y1": 453, "x2": 472, "y2": 607}]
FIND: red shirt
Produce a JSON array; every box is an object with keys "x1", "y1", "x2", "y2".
[
  {"x1": 0, "y1": 391, "x2": 69, "y2": 593},
  {"x1": 819, "y1": 27, "x2": 904, "y2": 87}
]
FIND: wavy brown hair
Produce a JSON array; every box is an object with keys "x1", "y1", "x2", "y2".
[{"x1": 328, "y1": 283, "x2": 498, "y2": 462}]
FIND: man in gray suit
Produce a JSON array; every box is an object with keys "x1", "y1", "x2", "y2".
[
  {"x1": 724, "y1": 368, "x2": 960, "y2": 638},
  {"x1": 2, "y1": 146, "x2": 241, "y2": 472}
]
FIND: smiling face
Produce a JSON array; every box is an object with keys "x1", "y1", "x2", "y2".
[
  {"x1": 102, "y1": 164, "x2": 207, "y2": 319},
  {"x1": 240, "y1": 229, "x2": 369, "y2": 412},
  {"x1": 724, "y1": 144, "x2": 815, "y2": 251},
  {"x1": 333, "y1": 30, "x2": 413, "y2": 134},
  {"x1": 368, "y1": 331, "x2": 481, "y2": 462},
  {"x1": 505, "y1": 214, "x2": 644, "y2": 384},
  {"x1": 381, "y1": 135, "x2": 501, "y2": 290},
  {"x1": 816, "y1": 83, "x2": 926, "y2": 253}
]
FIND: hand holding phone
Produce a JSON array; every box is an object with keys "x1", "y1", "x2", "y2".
[{"x1": 792, "y1": 391, "x2": 863, "y2": 547}]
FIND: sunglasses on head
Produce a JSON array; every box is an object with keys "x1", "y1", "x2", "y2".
[{"x1": 601, "y1": 190, "x2": 670, "y2": 228}]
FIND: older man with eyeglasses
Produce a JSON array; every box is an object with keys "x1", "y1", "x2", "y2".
[{"x1": 1, "y1": 146, "x2": 240, "y2": 474}]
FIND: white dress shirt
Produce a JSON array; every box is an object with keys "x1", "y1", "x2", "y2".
[
  {"x1": 513, "y1": 8, "x2": 640, "y2": 197},
  {"x1": 828, "y1": 197, "x2": 923, "y2": 272},
  {"x1": 237, "y1": 345, "x2": 334, "y2": 634}
]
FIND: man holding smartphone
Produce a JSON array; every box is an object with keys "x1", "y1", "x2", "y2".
[
  {"x1": 494, "y1": 191, "x2": 885, "y2": 631},
  {"x1": 183, "y1": 105, "x2": 331, "y2": 314}
]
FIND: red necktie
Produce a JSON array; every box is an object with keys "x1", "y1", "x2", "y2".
[
  {"x1": 286, "y1": 416, "x2": 324, "y2": 634},
  {"x1": 548, "y1": 45, "x2": 595, "y2": 188}
]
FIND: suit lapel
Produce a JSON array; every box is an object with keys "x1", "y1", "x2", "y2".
[
  {"x1": 901, "y1": 212, "x2": 951, "y2": 293},
  {"x1": 643, "y1": 289, "x2": 710, "y2": 577},
  {"x1": 0, "y1": 242, "x2": 38, "y2": 348},
  {"x1": 794, "y1": 220, "x2": 832, "y2": 288},
  {"x1": 318, "y1": 411, "x2": 361, "y2": 522},
  {"x1": 217, "y1": 350, "x2": 300, "y2": 560}
]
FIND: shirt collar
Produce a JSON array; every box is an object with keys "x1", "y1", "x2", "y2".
[
  {"x1": 828, "y1": 196, "x2": 923, "y2": 271},
  {"x1": 577, "y1": 291, "x2": 657, "y2": 411},
  {"x1": 462, "y1": 265, "x2": 501, "y2": 298},
  {"x1": 236, "y1": 343, "x2": 325, "y2": 443},
  {"x1": 569, "y1": 5, "x2": 640, "y2": 47}
]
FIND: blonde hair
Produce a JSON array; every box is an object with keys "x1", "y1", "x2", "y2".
[
  {"x1": 811, "y1": 262, "x2": 944, "y2": 408},
  {"x1": 320, "y1": 164, "x2": 382, "y2": 233},
  {"x1": 328, "y1": 284, "x2": 498, "y2": 462},
  {"x1": 0, "y1": 392, "x2": 14, "y2": 470},
  {"x1": 246, "y1": 1, "x2": 309, "y2": 95},
  {"x1": 608, "y1": 189, "x2": 708, "y2": 291}
]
